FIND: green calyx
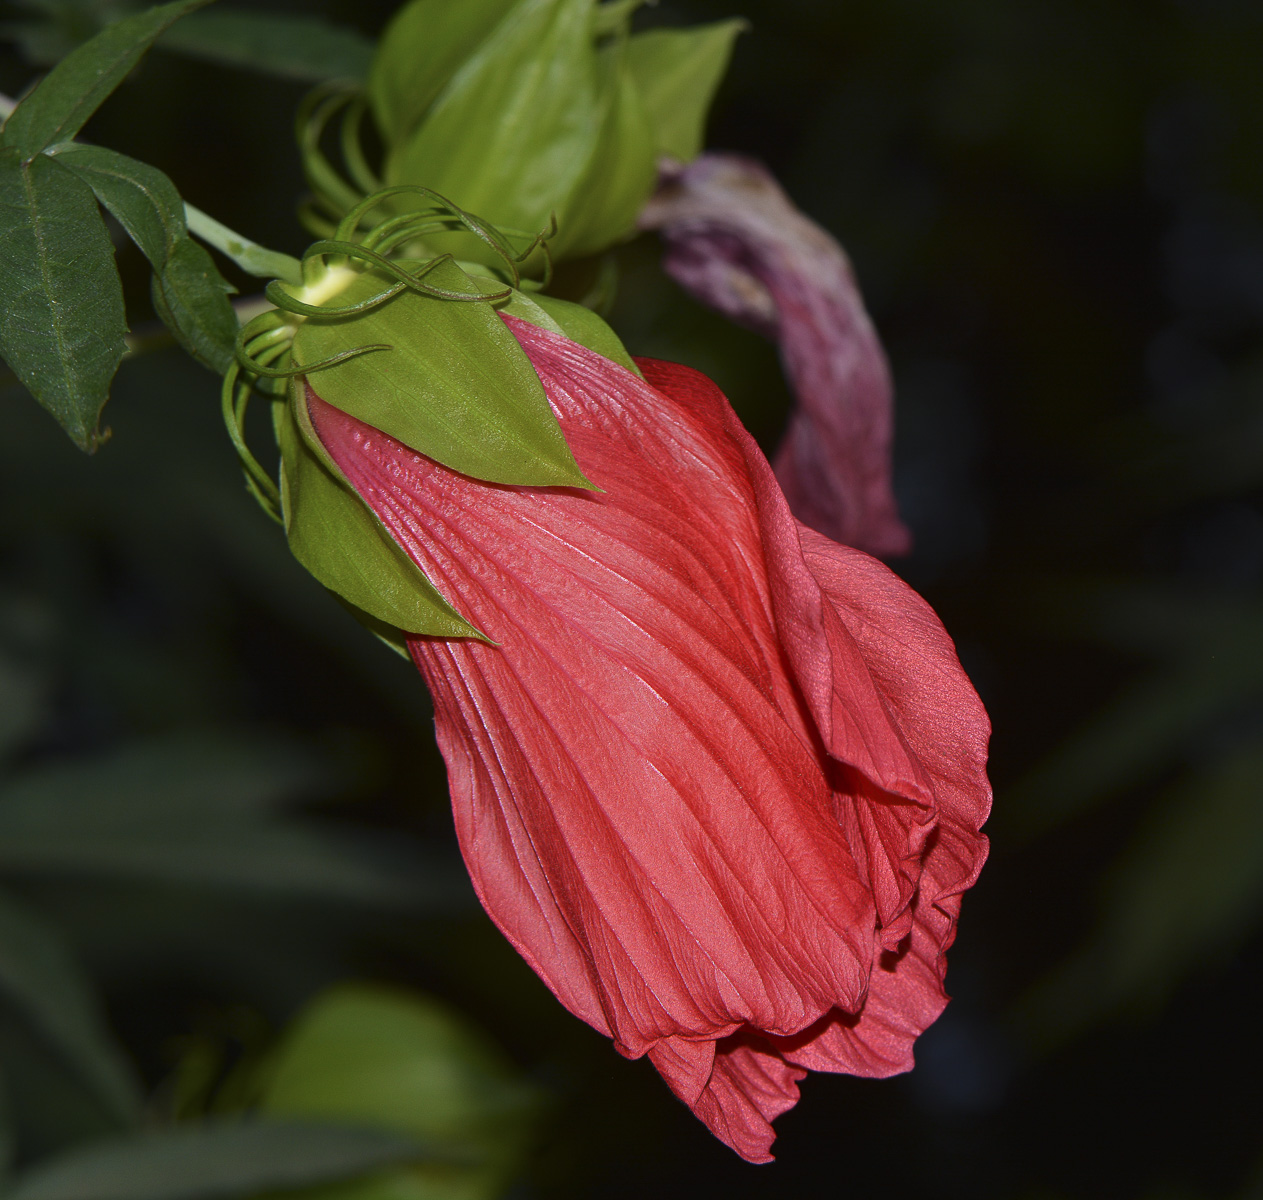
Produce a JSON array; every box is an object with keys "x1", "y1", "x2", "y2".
[
  {"x1": 225, "y1": 189, "x2": 637, "y2": 646},
  {"x1": 300, "y1": 0, "x2": 745, "y2": 265}
]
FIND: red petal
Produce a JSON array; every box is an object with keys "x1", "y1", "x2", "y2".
[{"x1": 308, "y1": 321, "x2": 878, "y2": 1063}]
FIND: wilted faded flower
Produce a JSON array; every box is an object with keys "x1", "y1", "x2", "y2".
[
  {"x1": 640, "y1": 153, "x2": 911, "y2": 558},
  {"x1": 297, "y1": 313, "x2": 990, "y2": 1161}
]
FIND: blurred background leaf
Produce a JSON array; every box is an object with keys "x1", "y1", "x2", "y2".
[{"x1": 6, "y1": 1120, "x2": 440, "y2": 1200}]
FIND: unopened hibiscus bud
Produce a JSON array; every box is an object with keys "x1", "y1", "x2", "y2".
[
  {"x1": 227, "y1": 195, "x2": 990, "y2": 1163},
  {"x1": 639, "y1": 153, "x2": 912, "y2": 558},
  {"x1": 304, "y1": 0, "x2": 743, "y2": 264}
]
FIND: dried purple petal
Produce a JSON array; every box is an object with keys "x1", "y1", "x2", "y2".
[{"x1": 640, "y1": 154, "x2": 911, "y2": 558}]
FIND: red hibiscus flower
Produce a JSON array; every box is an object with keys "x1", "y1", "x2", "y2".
[{"x1": 305, "y1": 315, "x2": 991, "y2": 1163}]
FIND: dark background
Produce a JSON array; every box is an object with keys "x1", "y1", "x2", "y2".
[{"x1": 2, "y1": 1, "x2": 1263, "y2": 1196}]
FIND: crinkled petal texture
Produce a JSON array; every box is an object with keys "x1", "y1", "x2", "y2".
[
  {"x1": 640, "y1": 153, "x2": 911, "y2": 558},
  {"x1": 307, "y1": 317, "x2": 990, "y2": 1163}
]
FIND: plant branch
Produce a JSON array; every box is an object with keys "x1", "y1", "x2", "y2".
[{"x1": 184, "y1": 205, "x2": 303, "y2": 286}]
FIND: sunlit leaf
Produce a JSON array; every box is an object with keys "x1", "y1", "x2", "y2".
[
  {"x1": 158, "y1": 10, "x2": 372, "y2": 83},
  {"x1": 367, "y1": 0, "x2": 518, "y2": 146},
  {"x1": 626, "y1": 20, "x2": 744, "y2": 162},
  {"x1": 2, "y1": 0, "x2": 214, "y2": 161},
  {"x1": 383, "y1": 0, "x2": 599, "y2": 240},
  {"x1": 7, "y1": 1120, "x2": 438, "y2": 1200},
  {"x1": 0, "y1": 148, "x2": 126, "y2": 451},
  {"x1": 551, "y1": 38, "x2": 657, "y2": 259},
  {"x1": 0, "y1": 888, "x2": 141, "y2": 1123}
]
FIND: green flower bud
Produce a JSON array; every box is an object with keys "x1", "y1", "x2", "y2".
[
  {"x1": 222, "y1": 192, "x2": 633, "y2": 646},
  {"x1": 300, "y1": 0, "x2": 744, "y2": 265}
]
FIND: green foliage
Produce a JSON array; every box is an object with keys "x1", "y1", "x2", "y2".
[
  {"x1": 367, "y1": 0, "x2": 519, "y2": 147},
  {"x1": 383, "y1": 0, "x2": 600, "y2": 252},
  {"x1": 255, "y1": 985, "x2": 542, "y2": 1200},
  {"x1": 6, "y1": 1120, "x2": 434, "y2": 1200},
  {"x1": 0, "y1": 0, "x2": 213, "y2": 160},
  {"x1": 0, "y1": 0, "x2": 243, "y2": 447},
  {"x1": 0, "y1": 889, "x2": 141, "y2": 1123},
  {"x1": 625, "y1": 21, "x2": 744, "y2": 163},
  {"x1": 290, "y1": 260, "x2": 591, "y2": 489},
  {"x1": 157, "y1": 10, "x2": 373, "y2": 83},
  {"x1": 52, "y1": 143, "x2": 237, "y2": 371},
  {"x1": 549, "y1": 37, "x2": 655, "y2": 260},
  {"x1": 355, "y1": 0, "x2": 739, "y2": 266},
  {"x1": 0, "y1": 148, "x2": 127, "y2": 451},
  {"x1": 276, "y1": 393, "x2": 484, "y2": 642}
]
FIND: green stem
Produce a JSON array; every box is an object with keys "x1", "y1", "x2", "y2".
[{"x1": 184, "y1": 203, "x2": 303, "y2": 287}]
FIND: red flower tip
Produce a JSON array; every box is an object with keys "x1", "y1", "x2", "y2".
[{"x1": 305, "y1": 316, "x2": 990, "y2": 1163}]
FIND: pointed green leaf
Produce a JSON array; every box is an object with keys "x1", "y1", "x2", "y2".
[
  {"x1": 593, "y1": 0, "x2": 647, "y2": 38},
  {"x1": 290, "y1": 260, "x2": 591, "y2": 488},
  {"x1": 149, "y1": 237, "x2": 237, "y2": 373},
  {"x1": 626, "y1": 20, "x2": 745, "y2": 162},
  {"x1": 6, "y1": 1120, "x2": 438, "y2": 1200},
  {"x1": 2, "y1": 0, "x2": 215, "y2": 161},
  {"x1": 158, "y1": 10, "x2": 372, "y2": 82},
  {"x1": 368, "y1": 0, "x2": 519, "y2": 146},
  {"x1": 276, "y1": 390, "x2": 484, "y2": 640},
  {"x1": 552, "y1": 38, "x2": 657, "y2": 258},
  {"x1": 49, "y1": 143, "x2": 238, "y2": 371},
  {"x1": 51, "y1": 143, "x2": 182, "y2": 265},
  {"x1": 384, "y1": 0, "x2": 600, "y2": 239},
  {"x1": 0, "y1": 888, "x2": 141, "y2": 1123},
  {"x1": 0, "y1": 148, "x2": 126, "y2": 451}
]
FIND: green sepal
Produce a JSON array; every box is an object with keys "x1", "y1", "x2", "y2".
[
  {"x1": 1, "y1": 0, "x2": 215, "y2": 161},
  {"x1": 368, "y1": 0, "x2": 519, "y2": 147},
  {"x1": 290, "y1": 258, "x2": 593, "y2": 489},
  {"x1": 276, "y1": 384, "x2": 486, "y2": 641},
  {"x1": 626, "y1": 20, "x2": 746, "y2": 162},
  {"x1": 382, "y1": 0, "x2": 599, "y2": 246},
  {"x1": 501, "y1": 290, "x2": 641, "y2": 376},
  {"x1": 593, "y1": 0, "x2": 648, "y2": 38},
  {"x1": 551, "y1": 37, "x2": 657, "y2": 260}
]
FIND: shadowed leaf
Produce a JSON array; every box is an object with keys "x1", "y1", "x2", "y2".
[
  {"x1": 0, "y1": 888, "x2": 141, "y2": 1123},
  {"x1": 1019, "y1": 742, "x2": 1263, "y2": 1045},
  {"x1": 159, "y1": 11, "x2": 373, "y2": 83},
  {"x1": 2, "y1": 0, "x2": 214, "y2": 161},
  {"x1": 7, "y1": 1120, "x2": 439, "y2": 1200}
]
